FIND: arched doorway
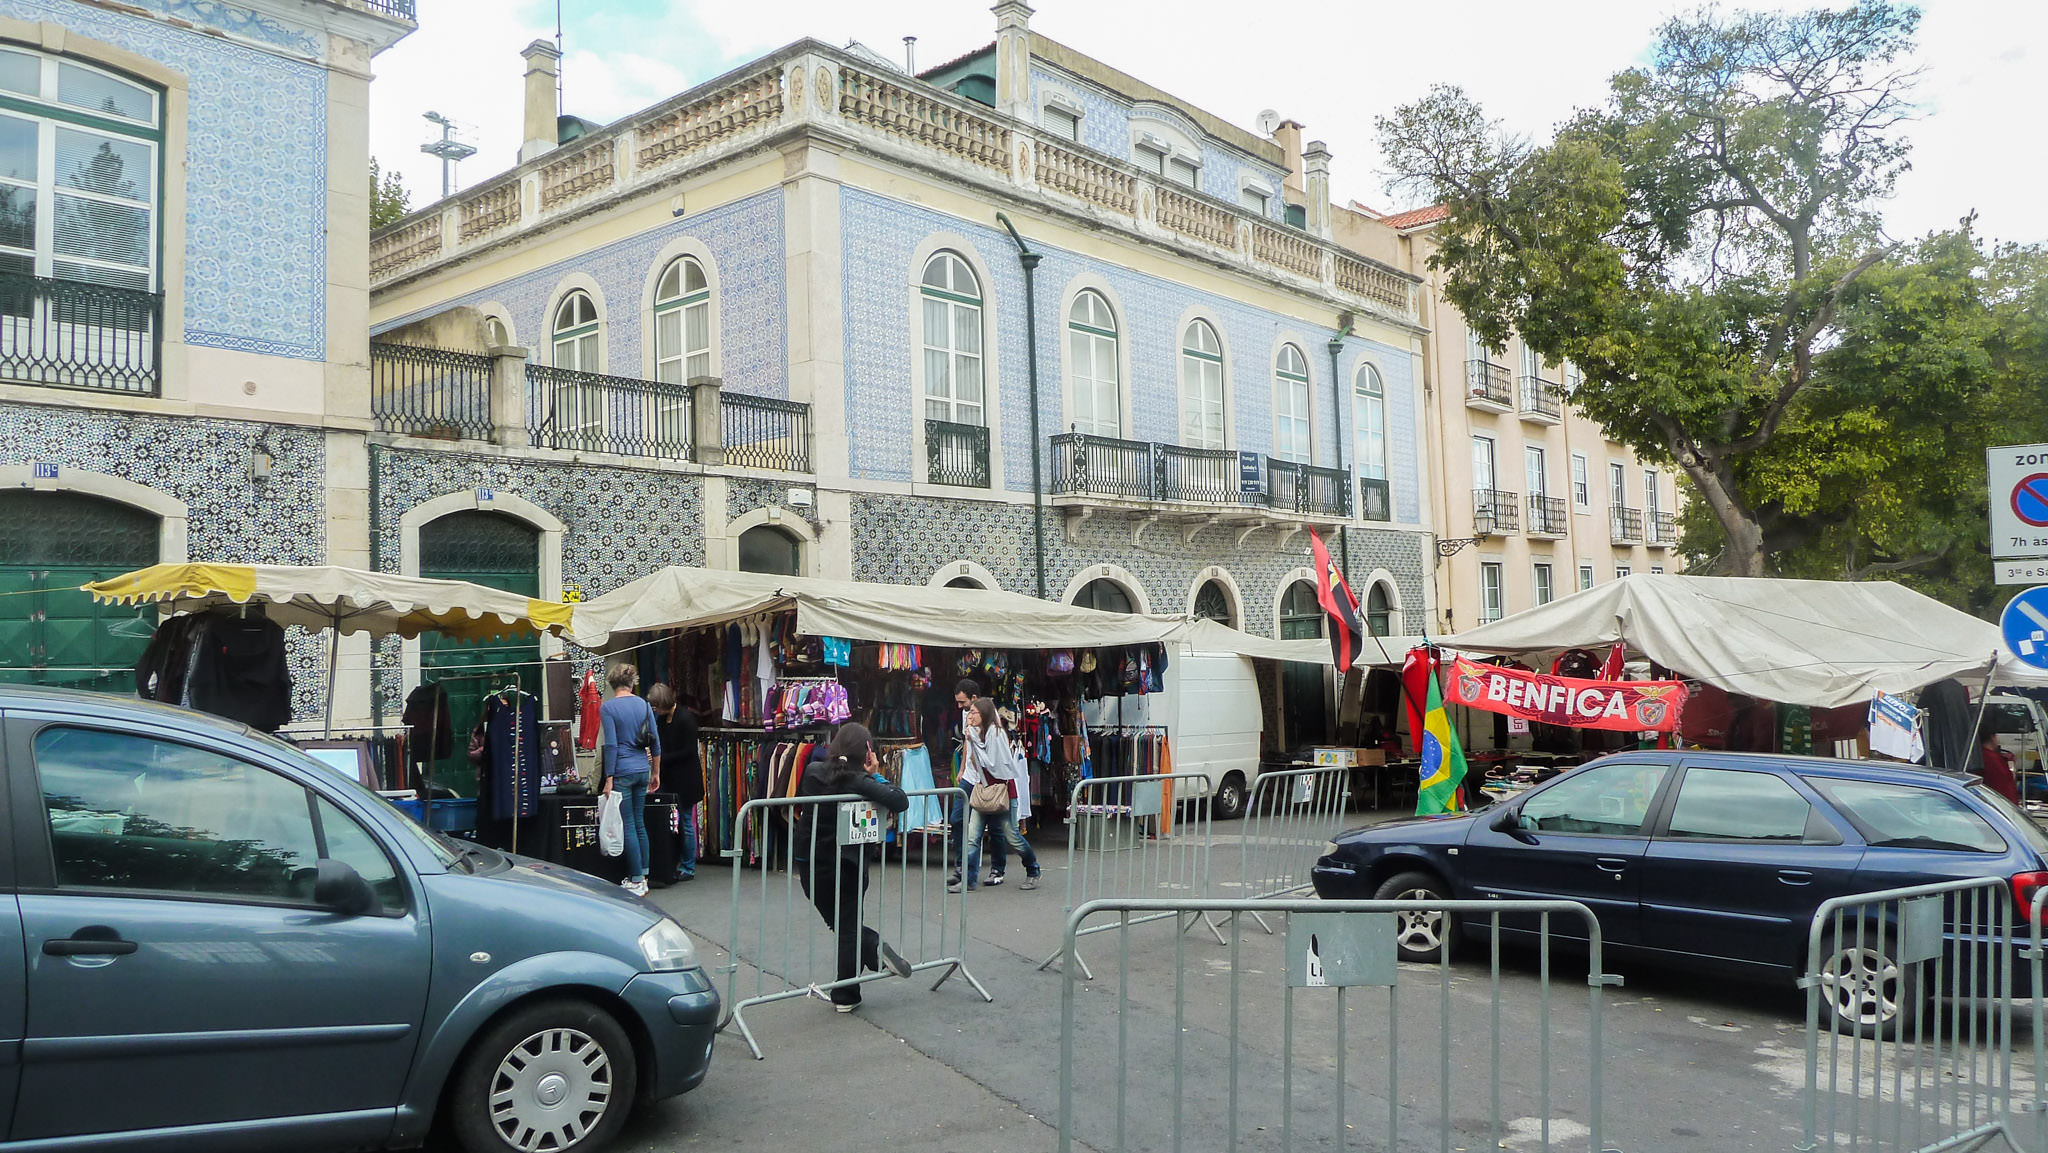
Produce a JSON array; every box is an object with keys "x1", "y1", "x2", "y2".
[
  {"x1": 737, "y1": 525, "x2": 803, "y2": 576},
  {"x1": 1073, "y1": 577, "x2": 1135, "y2": 614},
  {"x1": 1367, "y1": 583, "x2": 1394, "y2": 637},
  {"x1": 1277, "y1": 579, "x2": 1329, "y2": 749},
  {"x1": 1193, "y1": 578, "x2": 1234, "y2": 627},
  {"x1": 0, "y1": 491, "x2": 160, "y2": 693},
  {"x1": 418, "y1": 510, "x2": 542, "y2": 798},
  {"x1": 945, "y1": 576, "x2": 984, "y2": 590}
]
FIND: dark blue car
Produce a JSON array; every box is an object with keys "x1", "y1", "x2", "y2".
[
  {"x1": 0, "y1": 687, "x2": 718, "y2": 1152},
  {"x1": 1312, "y1": 751, "x2": 2048, "y2": 1034}
]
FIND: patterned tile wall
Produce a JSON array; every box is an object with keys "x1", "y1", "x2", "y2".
[
  {"x1": 838, "y1": 187, "x2": 1421, "y2": 524},
  {"x1": 1030, "y1": 68, "x2": 1130, "y2": 160},
  {"x1": 848, "y1": 492, "x2": 1428, "y2": 638},
  {"x1": 1201, "y1": 142, "x2": 1287, "y2": 222},
  {"x1": 0, "y1": 402, "x2": 330, "y2": 717},
  {"x1": 0, "y1": 0, "x2": 331, "y2": 360},
  {"x1": 375, "y1": 190, "x2": 787, "y2": 399}
]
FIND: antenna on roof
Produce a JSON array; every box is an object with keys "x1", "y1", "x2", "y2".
[
  {"x1": 1256, "y1": 109, "x2": 1281, "y2": 136},
  {"x1": 420, "y1": 111, "x2": 476, "y2": 198},
  {"x1": 555, "y1": 0, "x2": 565, "y2": 110},
  {"x1": 904, "y1": 36, "x2": 917, "y2": 73}
]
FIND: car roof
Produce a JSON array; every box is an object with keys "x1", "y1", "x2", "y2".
[
  {"x1": 0, "y1": 684, "x2": 259, "y2": 742},
  {"x1": 1588, "y1": 748, "x2": 1975, "y2": 789}
]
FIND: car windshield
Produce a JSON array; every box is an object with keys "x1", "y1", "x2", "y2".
[
  {"x1": 244, "y1": 729, "x2": 466, "y2": 870},
  {"x1": 1969, "y1": 784, "x2": 2048, "y2": 861}
]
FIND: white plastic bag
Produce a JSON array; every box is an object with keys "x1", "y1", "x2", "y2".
[{"x1": 598, "y1": 791, "x2": 624, "y2": 857}]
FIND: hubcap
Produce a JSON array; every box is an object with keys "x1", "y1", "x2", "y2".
[
  {"x1": 489, "y1": 1027, "x2": 613, "y2": 1152},
  {"x1": 1821, "y1": 946, "x2": 1900, "y2": 1026},
  {"x1": 1395, "y1": 888, "x2": 1445, "y2": 953}
]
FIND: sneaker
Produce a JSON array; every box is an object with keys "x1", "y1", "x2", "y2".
[
  {"x1": 633, "y1": 878, "x2": 650, "y2": 897},
  {"x1": 620, "y1": 878, "x2": 641, "y2": 896},
  {"x1": 1021, "y1": 874, "x2": 1038, "y2": 891},
  {"x1": 834, "y1": 1002, "x2": 858, "y2": 1014},
  {"x1": 879, "y1": 941, "x2": 913, "y2": 979},
  {"x1": 986, "y1": 872, "x2": 1006, "y2": 887},
  {"x1": 946, "y1": 876, "x2": 963, "y2": 894}
]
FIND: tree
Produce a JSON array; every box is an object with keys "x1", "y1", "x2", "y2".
[
  {"x1": 1379, "y1": 2, "x2": 1926, "y2": 576},
  {"x1": 370, "y1": 157, "x2": 410, "y2": 230}
]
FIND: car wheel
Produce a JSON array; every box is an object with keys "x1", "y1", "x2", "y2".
[
  {"x1": 1212, "y1": 772, "x2": 1247, "y2": 821},
  {"x1": 1815, "y1": 928, "x2": 1922, "y2": 1040},
  {"x1": 450, "y1": 998, "x2": 639, "y2": 1153},
  {"x1": 1375, "y1": 870, "x2": 1455, "y2": 964}
]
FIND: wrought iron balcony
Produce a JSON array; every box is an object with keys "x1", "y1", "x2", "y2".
[
  {"x1": 1051, "y1": 432, "x2": 1156, "y2": 501},
  {"x1": 0, "y1": 274, "x2": 163, "y2": 396},
  {"x1": 528, "y1": 365, "x2": 693, "y2": 461},
  {"x1": 721, "y1": 392, "x2": 812, "y2": 472},
  {"x1": 1518, "y1": 376, "x2": 1562, "y2": 423},
  {"x1": 1527, "y1": 494, "x2": 1568, "y2": 537},
  {"x1": 1611, "y1": 505, "x2": 1644, "y2": 544},
  {"x1": 1156, "y1": 443, "x2": 1259, "y2": 506},
  {"x1": 1473, "y1": 488, "x2": 1520, "y2": 534},
  {"x1": 1465, "y1": 360, "x2": 1512, "y2": 411},
  {"x1": 1267, "y1": 459, "x2": 1353, "y2": 518},
  {"x1": 370, "y1": 342, "x2": 493, "y2": 439},
  {"x1": 331, "y1": 0, "x2": 416, "y2": 20},
  {"x1": 925, "y1": 418, "x2": 990, "y2": 488},
  {"x1": 1358, "y1": 477, "x2": 1392, "y2": 522},
  {"x1": 1649, "y1": 510, "x2": 1678, "y2": 547},
  {"x1": 1052, "y1": 433, "x2": 1352, "y2": 519}
]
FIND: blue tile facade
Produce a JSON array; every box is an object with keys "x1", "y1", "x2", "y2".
[
  {"x1": 838, "y1": 186, "x2": 1422, "y2": 524},
  {"x1": 1029, "y1": 69, "x2": 1131, "y2": 161},
  {"x1": 375, "y1": 190, "x2": 789, "y2": 400},
  {"x1": 0, "y1": 0, "x2": 331, "y2": 361}
]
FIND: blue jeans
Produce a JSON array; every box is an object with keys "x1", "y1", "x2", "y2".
[
  {"x1": 613, "y1": 772, "x2": 651, "y2": 881},
  {"x1": 965, "y1": 804, "x2": 1037, "y2": 887},
  {"x1": 678, "y1": 806, "x2": 698, "y2": 878}
]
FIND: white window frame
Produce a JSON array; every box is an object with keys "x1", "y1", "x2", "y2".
[
  {"x1": 1533, "y1": 562, "x2": 1554, "y2": 606},
  {"x1": 1179, "y1": 319, "x2": 1224, "y2": 449},
  {"x1": 1067, "y1": 289, "x2": 1122, "y2": 437},
  {"x1": 1471, "y1": 434, "x2": 1497, "y2": 493},
  {"x1": 1354, "y1": 362, "x2": 1387, "y2": 482},
  {"x1": 1042, "y1": 103, "x2": 1081, "y2": 143},
  {"x1": 1571, "y1": 453, "x2": 1590, "y2": 511},
  {"x1": 1525, "y1": 445, "x2": 1547, "y2": 499},
  {"x1": 652, "y1": 256, "x2": 710, "y2": 385},
  {"x1": 1651, "y1": 565, "x2": 1665, "y2": 575},
  {"x1": 1166, "y1": 154, "x2": 1199, "y2": 188},
  {"x1": 1615, "y1": 563, "x2": 1633, "y2": 579},
  {"x1": 921, "y1": 251, "x2": 984, "y2": 427},
  {"x1": 1644, "y1": 469, "x2": 1661, "y2": 518},
  {"x1": 1479, "y1": 562, "x2": 1504, "y2": 623},
  {"x1": 1240, "y1": 185, "x2": 1269, "y2": 215},
  {"x1": 1609, "y1": 461, "x2": 1627, "y2": 507},
  {"x1": 1578, "y1": 563, "x2": 1595, "y2": 591},
  {"x1": 1273, "y1": 344, "x2": 1312, "y2": 464},
  {"x1": 551, "y1": 290, "x2": 603, "y2": 449}
]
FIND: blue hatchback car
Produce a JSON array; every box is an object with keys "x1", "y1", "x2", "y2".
[
  {"x1": 0, "y1": 687, "x2": 718, "y2": 1152},
  {"x1": 1312, "y1": 751, "x2": 2048, "y2": 1034}
]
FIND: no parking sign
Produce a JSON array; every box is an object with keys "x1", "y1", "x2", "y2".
[{"x1": 1990, "y1": 445, "x2": 2048, "y2": 581}]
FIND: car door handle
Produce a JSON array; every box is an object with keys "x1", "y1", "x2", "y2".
[
  {"x1": 44, "y1": 927, "x2": 138, "y2": 957},
  {"x1": 1778, "y1": 869, "x2": 1814, "y2": 886},
  {"x1": 1594, "y1": 857, "x2": 1629, "y2": 873}
]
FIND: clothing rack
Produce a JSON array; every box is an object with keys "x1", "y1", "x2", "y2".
[{"x1": 432, "y1": 670, "x2": 529, "y2": 849}]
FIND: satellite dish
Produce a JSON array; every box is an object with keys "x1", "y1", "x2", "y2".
[{"x1": 1255, "y1": 109, "x2": 1281, "y2": 136}]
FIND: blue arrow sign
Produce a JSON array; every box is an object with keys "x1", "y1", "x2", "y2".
[{"x1": 2002, "y1": 586, "x2": 2048, "y2": 671}]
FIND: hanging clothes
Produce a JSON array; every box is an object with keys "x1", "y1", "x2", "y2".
[
  {"x1": 136, "y1": 610, "x2": 294, "y2": 732},
  {"x1": 576, "y1": 670, "x2": 603, "y2": 750},
  {"x1": 402, "y1": 681, "x2": 452, "y2": 765},
  {"x1": 481, "y1": 690, "x2": 540, "y2": 822}
]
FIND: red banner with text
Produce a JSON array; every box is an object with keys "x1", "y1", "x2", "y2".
[{"x1": 1443, "y1": 656, "x2": 1688, "y2": 732}]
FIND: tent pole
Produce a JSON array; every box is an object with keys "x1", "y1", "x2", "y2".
[
  {"x1": 325, "y1": 624, "x2": 341, "y2": 738},
  {"x1": 1966, "y1": 650, "x2": 1999, "y2": 769}
]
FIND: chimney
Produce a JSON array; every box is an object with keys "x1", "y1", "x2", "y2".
[
  {"x1": 520, "y1": 40, "x2": 561, "y2": 164},
  {"x1": 1303, "y1": 140, "x2": 1333, "y2": 237},
  {"x1": 1274, "y1": 119, "x2": 1306, "y2": 203},
  {"x1": 904, "y1": 36, "x2": 917, "y2": 74},
  {"x1": 992, "y1": 0, "x2": 1034, "y2": 119}
]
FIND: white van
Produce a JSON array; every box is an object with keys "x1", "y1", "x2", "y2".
[
  {"x1": 1083, "y1": 646, "x2": 1265, "y2": 818},
  {"x1": 1985, "y1": 693, "x2": 2048, "y2": 796}
]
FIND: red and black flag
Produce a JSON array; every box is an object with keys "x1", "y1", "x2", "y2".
[{"x1": 1308, "y1": 529, "x2": 1366, "y2": 670}]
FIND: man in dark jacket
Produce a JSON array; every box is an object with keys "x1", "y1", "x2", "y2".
[{"x1": 794, "y1": 722, "x2": 913, "y2": 1011}]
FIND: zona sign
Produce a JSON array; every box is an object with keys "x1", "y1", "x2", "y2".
[{"x1": 1989, "y1": 444, "x2": 2048, "y2": 564}]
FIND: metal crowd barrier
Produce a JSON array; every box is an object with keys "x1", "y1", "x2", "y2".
[
  {"x1": 1225, "y1": 765, "x2": 1354, "y2": 932},
  {"x1": 1055, "y1": 897, "x2": 1616, "y2": 1153},
  {"x1": 1800, "y1": 877, "x2": 2033, "y2": 1152},
  {"x1": 1038, "y1": 771, "x2": 1220, "y2": 980},
  {"x1": 721, "y1": 787, "x2": 990, "y2": 1059}
]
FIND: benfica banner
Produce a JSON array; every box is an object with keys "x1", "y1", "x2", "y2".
[{"x1": 1443, "y1": 656, "x2": 1688, "y2": 733}]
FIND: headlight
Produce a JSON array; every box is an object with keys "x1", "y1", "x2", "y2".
[
  {"x1": 637, "y1": 918, "x2": 698, "y2": 972},
  {"x1": 1321, "y1": 841, "x2": 1340, "y2": 858}
]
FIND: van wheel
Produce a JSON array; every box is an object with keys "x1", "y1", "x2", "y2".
[
  {"x1": 450, "y1": 998, "x2": 638, "y2": 1153},
  {"x1": 1375, "y1": 870, "x2": 1456, "y2": 964},
  {"x1": 1815, "y1": 928, "x2": 1921, "y2": 1040},
  {"x1": 1212, "y1": 772, "x2": 1247, "y2": 821}
]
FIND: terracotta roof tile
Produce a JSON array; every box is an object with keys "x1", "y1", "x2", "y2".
[{"x1": 1378, "y1": 204, "x2": 1449, "y2": 230}]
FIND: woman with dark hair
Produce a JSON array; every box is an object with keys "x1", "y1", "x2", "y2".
[
  {"x1": 958, "y1": 697, "x2": 1041, "y2": 893},
  {"x1": 794, "y1": 721, "x2": 913, "y2": 1011}
]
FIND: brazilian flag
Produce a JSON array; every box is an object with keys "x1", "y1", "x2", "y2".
[{"x1": 1416, "y1": 659, "x2": 1468, "y2": 815}]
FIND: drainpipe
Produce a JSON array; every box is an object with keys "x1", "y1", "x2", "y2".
[
  {"x1": 368, "y1": 443, "x2": 385, "y2": 728},
  {"x1": 1328, "y1": 317, "x2": 1354, "y2": 581},
  {"x1": 996, "y1": 211, "x2": 1048, "y2": 600}
]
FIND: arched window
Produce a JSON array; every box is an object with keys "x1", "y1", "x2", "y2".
[
  {"x1": 0, "y1": 491, "x2": 160, "y2": 694},
  {"x1": 1354, "y1": 363, "x2": 1386, "y2": 481},
  {"x1": 419, "y1": 510, "x2": 543, "y2": 789},
  {"x1": 552, "y1": 291, "x2": 599, "y2": 370},
  {"x1": 1067, "y1": 290, "x2": 1121, "y2": 437},
  {"x1": 483, "y1": 315, "x2": 510, "y2": 347},
  {"x1": 945, "y1": 576, "x2": 984, "y2": 590},
  {"x1": 653, "y1": 257, "x2": 710, "y2": 384},
  {"x1": 1180, "y1": 320, "x2": 1224, "y2": 449},
  {"x1": 1366, "y1": 583, "x2": 1394, "y2": 637},
  {"x1": 921, "y1": 252, "x2": 984, "y2": 426},
  {"x1": 1274, "y1": 344, "x2": 1311, "y2": 464},
  {"x1": 1073, "y1": 577, "x2": 1134, "y2": 614},
  {"x1": 1193, "y1": 579, "x2": 1234, "y2": 627},
  {"x1": 550, "y1": 290, "x2": 603, "y2": 449},
  {"x1": 1278, "y1": 579, "x2": 1324, "y2": 640},
  {"x1": 737, "y1": 525, "x2": 802, "y2": 576}
]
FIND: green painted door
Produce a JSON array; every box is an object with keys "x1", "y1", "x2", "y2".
[
  {"x1": 0, "y1": 492, "x2": 159, "y2": 694},
  {"x1": 418, "y1": 511, "x2": 542, "y2": 799}
]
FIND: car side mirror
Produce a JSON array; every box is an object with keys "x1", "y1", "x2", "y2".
[
  {"x1": 314, "y1": 858, "x2": 379, "y2": 917},
  {"x1": 1489, "y1": 807, "x2": 1523, "y2": 834}
]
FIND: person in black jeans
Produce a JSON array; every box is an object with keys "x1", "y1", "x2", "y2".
[
  {"x1": 648, "y1": 683, "x2": 703, "y2": 881},
  {"x1": 793, "y1": 722, "x2": 913, "y2": 1011}
]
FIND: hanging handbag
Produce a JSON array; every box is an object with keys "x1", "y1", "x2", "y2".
[
  {"x1": 1062, "y1": 734, "x2": 1085, "y2": 764},
  {"x1": 970, "y1": 779, "x2": 1011, "y2": 814}
]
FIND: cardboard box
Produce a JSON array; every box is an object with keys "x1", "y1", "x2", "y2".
[
  {"x1": 1352, "y1": 748, "x2": 1387, "y2": 768},
  {"x1": 1313, "y1": 748, "x2": 1355, "y2": 768}
]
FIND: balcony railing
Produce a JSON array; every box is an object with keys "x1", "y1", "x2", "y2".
[
  {"x1": 1611, "y1": 506, "x2": 1643, "y2": 544},
  {"x1": 1465, "y1": 360, "x2": 1512, "y2": 409},
  {"x1": 1518, "y1": 376, "x2": 1562, "y2": 422},
  {"x1": 370, "y1": 342, "x2": 493, "y2": 439},
  {"x1": 1527, "y1": 494, "x2": 1568, "y2": 536},
  {"x1": 528, "y1": 364, "x2": 692, "y2": 460},
  {"x1": 0, "y1": 274, "x2": 163, "y2": 396},
  {"x1": 1267, "y1": 459, "x2": 1352, "y2": 518},
  {"x1": 1650, "y1": 510, "x2": 1677, "y2": 546},
  {"x1": 1474, "y1": 488, "x2": 1520, "y2": 534},
  {"x1": 1051, "y1": 432, "x2": 1155, "y2": 501},
  {"x1": 1157, "y1": 443, "x2": 1259, "y2": 506},
  {"x1": 334, "y1": 0, "x2": 417, "y2": 18},
  {"x1": 721, "y1": 392, "x2": 812, "y2": 472},
  {"x1": 1359, "y1": 477, "x2": 1392, "y2": 522},
  {"x1": 926, "y1": 418, "x2": 990, "y2": 488}
]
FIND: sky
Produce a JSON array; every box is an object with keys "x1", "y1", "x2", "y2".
[{"x1": 368, "y1": 0, "x2": 2048, "y2": 246}]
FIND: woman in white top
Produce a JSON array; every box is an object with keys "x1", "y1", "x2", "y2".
[{"x1": 956, "y1": 697, "x2": 1041, "y2": 892}]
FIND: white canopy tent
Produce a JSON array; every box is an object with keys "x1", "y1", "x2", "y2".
[{"x1": 1423, "y1": 574, "x2": 2048, "y2": 709}]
